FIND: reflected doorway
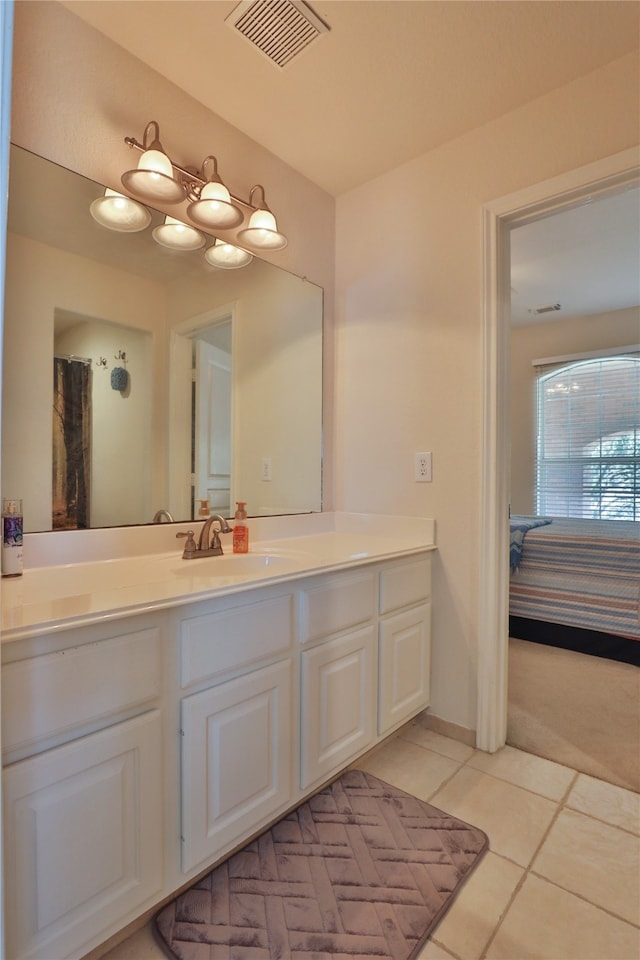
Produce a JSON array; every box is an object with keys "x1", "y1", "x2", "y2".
[{"x1": 192, "y1": 320, "x2": 232, "y2": 517}]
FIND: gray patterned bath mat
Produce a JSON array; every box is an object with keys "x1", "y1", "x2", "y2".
[{"x1": 154, "y1": 769, "x2": 489, "y2": 960}]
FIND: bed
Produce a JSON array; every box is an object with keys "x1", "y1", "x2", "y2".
[{"x1": 509, "y1": 517, "x2": 640, "y2": 666}]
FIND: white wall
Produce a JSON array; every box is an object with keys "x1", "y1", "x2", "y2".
[
  {"x1": 335, "y1": 51, "x2": 639, "y2": 732},
  {"x1": 510, "y1": 306, "x2": 640, "y2": 515}
]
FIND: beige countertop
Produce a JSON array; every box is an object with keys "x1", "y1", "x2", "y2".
[{"x1": 2, "y1": 513, "x2": 436, "y2": 642}]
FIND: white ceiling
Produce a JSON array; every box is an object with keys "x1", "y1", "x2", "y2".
[
  {"x1": 46, "y1": 1, "x2": 640, "y2": 322},
  {"x1": 510, "y1": 186, "x2": 640, "y2": 326},
  {"x1": 60, "y1": 0, "x2": 640, "y2": 198}
]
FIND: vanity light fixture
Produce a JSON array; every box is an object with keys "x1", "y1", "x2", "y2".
[
  {"x1": 152, "y1": 215, "x2": 206, "y2": 251},
  {"x1": 89, "y1": 188, "x2": 152, "y2": 232},
  {"x1": 122, "y1": 121, "x2": 288, "y2": 251},
  {"x1": 237, "y1": 185, "x2": 288, "y2": 250},
  {"x1": 121, "y1": 121, "x2": 184, "y2": 203},
  {"x1": 187, "y1": 156, "x2": 244, "y2": 229},
  {"x1": 205, "y1": 239, "x2": 254, "y2": 269}
]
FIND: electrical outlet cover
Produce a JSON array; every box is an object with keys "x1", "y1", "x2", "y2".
[{"x1": 414, "y1": 452, "x2": 432, "y2": 482}]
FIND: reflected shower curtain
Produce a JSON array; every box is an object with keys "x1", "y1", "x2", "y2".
[{"x1": 53, "y1": 357, "x2": 91, "y2": 529}]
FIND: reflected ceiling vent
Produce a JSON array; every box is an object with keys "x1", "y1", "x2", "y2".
[
  {"x1": 529, "y1": 303, "x2": 562, "y2": 315},
  {"x1": 226, "y1": 0, "x2": 330, "y2": 68}
]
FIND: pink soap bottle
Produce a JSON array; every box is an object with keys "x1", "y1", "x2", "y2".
[{"x1": 232, "y1": 501, "x2": 249, "y2": 554}]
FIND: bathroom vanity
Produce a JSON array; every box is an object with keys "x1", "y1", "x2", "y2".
[{"x1": 1, "y1": 513, "x2": 435, "y2": 960}]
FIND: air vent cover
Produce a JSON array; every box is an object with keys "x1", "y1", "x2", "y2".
[
  {"x1": 530, "y1": 303, "x2": 562, "y2": 315},
  {"x1": 226, "y1": 0, "x2": 329, "y2": 69}
]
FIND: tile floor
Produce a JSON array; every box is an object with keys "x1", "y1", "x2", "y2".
[{"x1": 96, "y1": 725, "x2": 640, "y2": 960}]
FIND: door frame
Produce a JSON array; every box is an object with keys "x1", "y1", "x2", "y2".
[
  {"x1": 167, "y1": 302, "x2": 237, "y2": 522},
  {"x1": 477, "y1": 146, "x2": 640, "y2": 752}
]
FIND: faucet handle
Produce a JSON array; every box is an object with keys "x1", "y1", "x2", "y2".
[{"x1": 176, "y1": 530, "x2": 196, "y2": 559}]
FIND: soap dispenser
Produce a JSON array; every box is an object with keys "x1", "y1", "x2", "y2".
[{"x1": 233, "y1": 501, "x2": 249, "y2": 554}]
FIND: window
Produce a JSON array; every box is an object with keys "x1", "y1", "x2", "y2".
[{"x1": 536, "y1": 356, "x2": 640, "y2": 519}]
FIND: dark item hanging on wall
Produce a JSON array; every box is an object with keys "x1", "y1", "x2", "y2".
[
  {"x1": 52, "y1": 357, "x2": 91, "y2": 529},
  {"x1": 110, "y1": 366, "x2": 129, "y2": 391}
]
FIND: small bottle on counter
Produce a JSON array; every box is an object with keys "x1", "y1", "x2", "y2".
[
  {"x1": 232, "y1": 501, "x2": 249, "y2": 554},
  {"x1": 2, "y1": 498, "x2": 23, "y2": 577}
]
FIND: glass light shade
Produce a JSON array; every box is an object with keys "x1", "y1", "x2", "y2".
[
  {"x1": 121, "y1": 148, "x2": 184, "y2": 203},
  {"x1": 204, "y1": 241, "x2": 253, "y2": 269},
  {"x1": 89, "y1": 189, "x2": 151, "y2": 232},
  {"x1": 238, "y1": 208, "x2": 288, "y2": 250},
  {"x1": 187, "y1": 180, "x2": 244, "y2": 229},
  {"x1": 152, "y1": 216, "x2": 205, "y2": 251}
]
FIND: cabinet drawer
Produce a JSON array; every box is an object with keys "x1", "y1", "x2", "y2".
[
  {"x1": 379, "y1": 556, "x2": 431, "y2": 614},
  {"x1": 299, "y1": 570, "x2": 375, "y2": 644},
  {"x1": 180, "y1": 593, "x2": 294, "y2": 688},
  {"x1": 2, "y1": 628, "x2": 162, "y2": 757}
]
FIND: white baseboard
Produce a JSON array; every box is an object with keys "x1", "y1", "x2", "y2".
[{"x1": 416, "y1": 710, "x2": 477, "y2": 748}]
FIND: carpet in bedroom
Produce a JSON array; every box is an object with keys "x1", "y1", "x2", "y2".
[
  {"x1": 154, "y1": 769, "x2": 489, "y2": 960},
  {"x1": 508, "y1": 637, "x2": 640, "y2": 793}
]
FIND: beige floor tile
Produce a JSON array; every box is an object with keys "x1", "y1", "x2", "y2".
[
  {"x1": 415, "y1": 939, "x2": 458, "y2": 959},
  {"x1": 399, "y1": 722, "x2": 475, "y2": 762},
  {"x1": 485, "y1": 874, "x2": 640, "y2": 960},
  {"x1": 467, "y1": 743, "x2": 575, "y2": 801},
  {"x1": 357, "y1": 737, "x2": 461, "y2": 800},
  {"x1": 532, "y1": 808, "x2": 640, "y2": 924},
  {"x1": 431, "y1": 852, "x2": 524, "y2": 960},
  {"x1": 97, "y1": 924, "x2": 165, "y2": 960},
  {"x1": 430, "y1": 766, "x2": 557, "y2": 867},
  {"x1": 567, "y1": 772, "x2": 640, "y2": 834}
]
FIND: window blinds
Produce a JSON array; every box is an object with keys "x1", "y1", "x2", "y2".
[{"x1": 536, "y1": 354, "x2": 640, "y2": 520}]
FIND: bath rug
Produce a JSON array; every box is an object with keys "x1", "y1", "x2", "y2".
[{"x1": 154, "y1": 768, "x2": 489, "y2": 960}]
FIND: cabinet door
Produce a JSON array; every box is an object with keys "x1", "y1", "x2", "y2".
[
  {"x1": 300, "y1": 625, "x2": 376, "y2": 789},
  {"x1": 181, "y1": 660, "x2": 292, "y2": 873},
  {"x1": 378, "y1": 602, "x2": 431, "y2": 734},
  {"x1": 3, "y1": 710, "x2": 163, "y2": 960}
]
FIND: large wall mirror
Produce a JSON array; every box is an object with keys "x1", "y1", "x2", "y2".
[{"x1": 2, "y1": 146, "x2": 323, "y2": 533}]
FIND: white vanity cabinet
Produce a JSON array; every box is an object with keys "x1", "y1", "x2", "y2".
[
  {"x1": 1, "y1": 542, "x2": 433, "y2": 960},
  {"x1": 176, "y1": 591, "x2": 295, "y2": 874},
  {"x1": 299, "y1": 557, "x2": 432, "y2": 789},
  {"x1": 1, "y1": 623, "x2": 164, "y2": 960}
]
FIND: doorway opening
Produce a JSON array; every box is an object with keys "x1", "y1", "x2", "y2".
[
  {"x1": 477, "y1": 147, "x2": 640, "y2": 753},
  {"x1": 168, "y1": 302, "x2": 236, "y2": 523},
  {"x1": 191, "y1": 319, "x2": 233, "y2": 519}
]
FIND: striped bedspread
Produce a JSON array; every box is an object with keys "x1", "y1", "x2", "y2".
[{"x1": 509, "y1": 518, "x2": 640, "y2": 640}]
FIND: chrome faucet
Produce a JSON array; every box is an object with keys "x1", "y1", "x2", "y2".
[
  {"x1": 153, "y1": 509, "x2": 174, "y2": 523},
  {"x1": 177, "y1": 515, "x2": 233, "y2": 559}
]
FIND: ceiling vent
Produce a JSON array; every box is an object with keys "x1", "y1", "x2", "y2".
[
  {"x1": 226, "y1": 0, "x2": 329, "y2": 69},
  {"x1": 529, "y1": 303, "x2": 562, "y2": 315}
]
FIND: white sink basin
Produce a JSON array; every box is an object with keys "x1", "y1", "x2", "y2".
[{"x1": 171, "y1": 552, "x2": 302, "y2": 577}]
